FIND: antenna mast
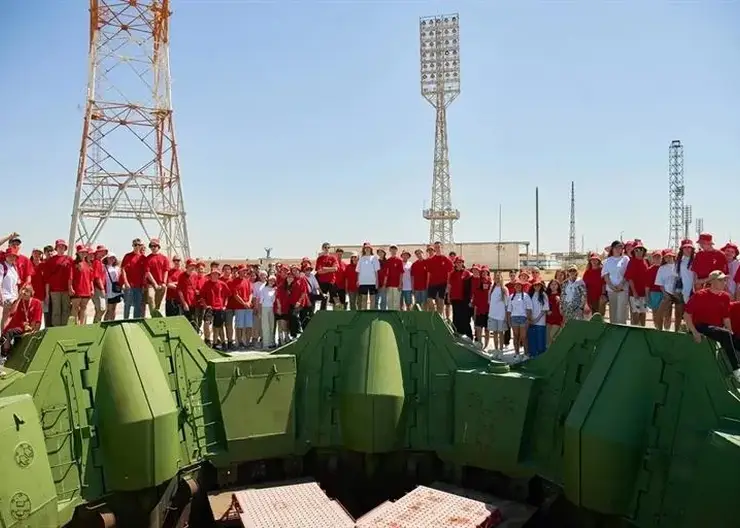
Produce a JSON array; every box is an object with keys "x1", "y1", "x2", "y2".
[
  {"x1": 68, "y1": 0, "x2": 190, "y2": 257},
  {"x1": 568, "y1": 181, "x2": 576, "y2": 257}
]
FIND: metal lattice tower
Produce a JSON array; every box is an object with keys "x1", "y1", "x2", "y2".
[
  {"x1": 683, "y1": 204, "x2": 692, "y2": 241},
  {"x1": 568, "y1": 181, "x2": 576, "y2": 256},
  {"x1": 668, "y1": 140, "x2": 685, "y2": 249},
  {"x1": 695, "y1": 218, "x2": 704, "y2": 240},
  {"x1": 420, "y1": 14, "x2": 460, "y2": 245},
  {"x1": 68, "y1": 0, "x2": 190, "y2": 257}
]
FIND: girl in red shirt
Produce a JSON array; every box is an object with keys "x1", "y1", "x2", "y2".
[
  {"x1": 344, "y1": 255, "x2": 359, "y2": 310},
  {"x1": 69, "y1": 245, "x2": 94, "y2": 325},
  {"x1": 546, "y1": 280, "x2": 564, "y2": 345},
  {"x1": 582, "y1": 253, "x2": 606, "y2": 316},
  {"x1": 472, "y1": 267, "x2": 492, "y2": 347}
]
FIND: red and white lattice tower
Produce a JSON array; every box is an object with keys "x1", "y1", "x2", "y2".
[{"x1": 68, "y1": 0, "x2": 190, "y2": 257}]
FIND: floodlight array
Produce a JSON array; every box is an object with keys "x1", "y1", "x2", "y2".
[{"x1": 419, "y1": 14, "x2": 460, "y2": 101}]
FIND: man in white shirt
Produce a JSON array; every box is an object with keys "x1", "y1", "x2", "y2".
[{"x1": 0, "y1": 248, "x2": 21, "y2": 327}]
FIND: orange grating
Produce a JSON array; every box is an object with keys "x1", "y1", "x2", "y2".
[{"x1": 355, "y1": 485, "x2": 503, "y2": 528}]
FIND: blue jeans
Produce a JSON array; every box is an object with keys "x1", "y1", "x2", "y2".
[
  {"x1": 376, "y1": 288, "x2": 388, "y2": 310},
  {"x1": 124, "y1": 287, "x2": 144, "y2": 319},
  {"x1": 401, "y1": 290, "x2": 413, "y2": 307},
  {"x1": 527, "y1": 325, "x2": 547, "y2": 357}
]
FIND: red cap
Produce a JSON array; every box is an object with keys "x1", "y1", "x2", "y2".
[
  {"x1": 651, "y1": 250, "x2": 662, "y2": 257},
  {"x1": 698, "y1": 233, "x2": 713, "y2": 244},
  {"x1": 721, "y1": 243, "x2": 739, "y2": 255},
  {"x1": 589, "y1": 252, "x2": 602, "y2": 261},
  {"x1": 55, "y1": 239, "x2": 68, "y2": 248},
  {"x1": 662, "y1": 249, "x2": 676, "y2": 258},
  {"x1": 185, "y1": 258, "x2": 196, "y2": 267},
  {"x1": 681, "y1": 240, "x2": 695, "y2": 250},
  {"x1": 625, "y1": 240, "x2": 635, "y2": 247},
  {"x1": 301, "y1": 257, "x2": 311, "y2": 262},
  {"x1": 75, "y1": 244, "x2": 88, "y2": 253},
  {"x1": 362, "y1": 242, "x2": 371, "y2": 247},
  {"x1": 96, "y1": 244, "x2": 108, "y2": 253},
  {"x1": 149, "y1": 238, "x2": 160, "y2": 246},
  {"x1": 31, "y1": 248, "x2": 42, "y2": 254},
  {"x1": 481, "y1": 265, "x2": 490, "y2": 272}
]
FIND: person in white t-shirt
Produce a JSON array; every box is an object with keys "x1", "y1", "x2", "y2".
[
  {"x1": 356, "y1": 243, "x2": 380, "y2": 310},
  {"x1": 601, "y1": 240, "x2": 630, "y2": 324},
  {"x1": 259, "y1": 275, "x2": 277, "y2": 348},
  {"x1": 654, "y1": 249, "x2": 679, "y2": 331},
  {"x1": 721, "y1": 243, "x2": 739, "y2": 299},
  {"x1": 507, "y1": 280, "x2": 532, "y2": 358},
  {"x1": 0, "y1": 250, "x2": 21, "y2": 328},
  {"x1": 527, "y1": 281, "x2": 550, "y2": 358},
  {"x1": 400, "y1": 251, "x2": 413, "y2": 310},
  {"x1": 488, "y1": 272, "x2": 510, "y2": 353}
]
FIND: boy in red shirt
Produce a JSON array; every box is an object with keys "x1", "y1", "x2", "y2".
[
  {"x1": 684, "y1": 270, "x2": 740, "y2": 382},
  {"x1": 177, "y1": 259, "x2": 199, "y2": 330},
  {"x1": 383, "y1": 245, "x2": 405, "y2": 310},
  {"x1": 1, "y1": 284, "x2": 42, "y2": 365},
  {"x1": 200, "y1": 269, "x2": 230, "y2": 349},
  {"x1": 144, "y1": 238, "x2": 170, "y2": 316},
  {"x1": 426, "y1": 242, "x2": 453, "y2": 315}
]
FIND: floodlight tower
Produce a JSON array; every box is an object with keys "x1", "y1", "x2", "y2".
[
  {"x1": 668, "y1": 140, "x2": 685, "y2": 249},
  {"x1": 568, "y1": 181, "x2": 576, "y2": 256},
  {"x1": 68, "y1": 0, "x2": 191, "y2": 257},
  {"x1": 420, "y1": 14, "x2": 461, "y2": 245},
  {"x1": 683, "y1": 204, "x2": 693, "y2": 241},
  {"x1": 696, "y1": 218, "x2": 704, "y2": 240}
]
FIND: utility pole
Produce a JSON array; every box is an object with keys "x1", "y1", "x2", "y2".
[{"x1": 668, "y1": 140, "x2": 685, "y2": 249}]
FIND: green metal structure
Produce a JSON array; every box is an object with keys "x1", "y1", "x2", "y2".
[{"x1": 0, "y1": 312, "x2": 738, "y2": 527}]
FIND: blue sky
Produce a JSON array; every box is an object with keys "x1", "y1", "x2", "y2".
[{"x1": 1, "y1": 1, "x2": 739, "y2": 259}]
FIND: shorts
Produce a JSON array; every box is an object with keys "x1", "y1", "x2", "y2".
[
  {"x1": 319, "y1": 282, "x2": 335, "y2": 298},
  {"x1": 474, "y1": 313, "x2": 488, "y2": 327},
  {"x1": 629, "y1": 296, "x2": 648, "y2": 314},
  {"x1": 204, "y1": 308, "x2": 226, "y2": 328},
  {"x1": 235, "y1": 309, "x2": 253, "y2": 329},
  {"x1": 275, "y1": 313, "x2": 290, "y2": 322},
  {"x1": 223, "y1": 308, "x2": 235, "y2": 324},
  {"x1": 648, "y1": 291, "x2": 663, "y2": 312},
  {"x1": 358, "y1": 284, "x2": 377, "y2": 295},
  {"x1": 401, "y1": 290, "x2": 413, "y2": 306},
  {"x1": 413, "y1": 290, "x2": 428, "y2": 305},
  {"x1": 510, "y1": 315, "x2": 528, "y2": 328},
  {"x1": 427, "y1": 284, "x2": 446, "y2": 300},
  {"x1": 488, "y1": 318, "x2": 507, "y2": 332},
  {"x1": 71, "y1": 296, "x2": 91, "y2": 301},
  {"x1": 107, "y1": 295, "x2": 123, "y2": 305},
  {"x1": 334, "y1": 289, "x2": 347, "y2": 304}
]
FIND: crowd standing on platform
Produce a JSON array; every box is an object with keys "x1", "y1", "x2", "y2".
[{"x1": 1, "y1": 233, "x2": 739, "y2": 380}]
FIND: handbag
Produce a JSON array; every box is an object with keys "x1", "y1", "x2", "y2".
[{"x1": 106, "y1": 267, "x2": 122, "y2": 296}]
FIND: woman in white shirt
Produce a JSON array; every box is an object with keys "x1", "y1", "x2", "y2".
[
  {"x1": 104, "y1": 253, "x2": 122, "y2": 321},
  {"x1": 507, "y1": 281, "x2": 532, "y2": 358},
  {"x1": 721, "y1": 243, "x2": 739, "y2": 299},
  {"x1": 487, "y1": 271, "x2": 510, "y2": 353},
  {"x1": 251, "y1": 270, "x2": 267, "y2": 346},
  {"x1": 654, "y1": 250, "x2": 678, "y2": 331},
  {"x1": 401, "y1": 251, "x2": 413, "y2": 310},
  {"x1": 601, "y1": 240, "x2": 630, "y2": 324},
  {"x1": 259, "y1": 276, "x2": 277, "y2": 348},
  {"x1": 0, "y1": 252, "x2": 20, "y2": 327},
  {"x1": 356, "y1": 243, "x2": 380, "y2": 310}
]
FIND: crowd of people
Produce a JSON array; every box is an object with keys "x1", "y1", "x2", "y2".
[{"x1": 1, "y1": 233, "x2": 739, "y2": 380}]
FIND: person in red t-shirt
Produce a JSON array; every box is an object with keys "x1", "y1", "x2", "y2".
[
  {"x1": 177, "y1": 259, "x2": 199, "y2": 329},
  {"x1": 200, "y1": 269, "x2": 230, "y2": 349},
  {"x1": 332, "y1": 248, "x2": 347, "y2": 310},
  {"x1": 69, "y1": 245, "x2": 94, "y2": 325},
  {"x1": 383, "y1": 245, "x2": 405, "y2": 310},
  {"x1": 91, "y1": 245, "x2": 108, "y2": 323},
  {"x1": 472, "y1": 267, "x2": 492, "y2": 347},
  {"x1": 426, "y1": 242, "x2": 453, "y2": 315},
  {"x1": 582, "y1": 253, "x2": 606, "y2": 317},
  {"x1": 448, "y1": 257, "x2": 473, "y2": 338},
  {"x1": 144, "y1": 238, "x2": 170, "y2": 316},
  {"x1": 120, "y1": 238, "x2": 147, "y2": 319},
  {"x1": 165, "y1": 256, "x2": 183, "y2": 317},
  {"x1": 691, "y1": 233, "x2": 728, "y2": 290},
  {"x1": 624, "y1": 243, "x2": 649, "y2": 327},
  {"x1": 645, "y1": 250, "x2": 663, "y2": 320},
  {"x1": 45, "y1": 239, "x2": 73, "y2": 327},
  {"x1": 546, "y1": 279, "x2": 564, "y2": 345},
  {"x1": 314, "y1": 242, "x2": 339, "y2": 311},
  {"x1": 684, "y1": 270, "x2": 740, "y2": 381},
  {"x1": 730, "y1": 301, "x2": 740, "y2": 341},
  {"x1": 343, "y1": 255, "x2": 359, "y2": 310},
  {"x1": 410, "y1": 249, "x2": 428, "y2": 309},
  {"x1": 1, "y1": 285, "x2": 42, "y2": 362}
]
